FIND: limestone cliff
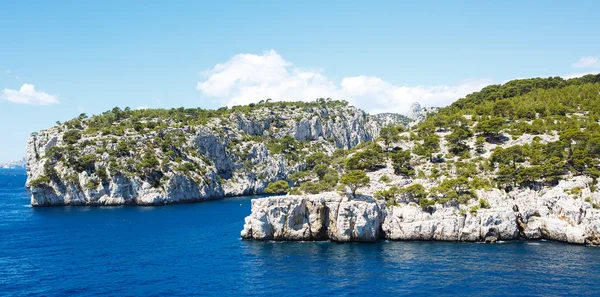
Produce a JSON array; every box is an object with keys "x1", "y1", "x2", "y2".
[
  {"x1": 241, "y1": 194, "x2": 385, "y2": 242},
  {"x1": 25, "y1": 100, "x2": 409, "y2": 206},
  {"x1": 241, "y1": 176, "x2": 600, "y2": 245}
]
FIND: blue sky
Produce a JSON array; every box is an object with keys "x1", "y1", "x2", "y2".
[{"x1": 1, "y1": 0, "x2": 599, "y2": 162}]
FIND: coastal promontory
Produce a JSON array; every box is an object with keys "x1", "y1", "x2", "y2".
[{"x1": 25, "y1": 99, "x2": 407, "y2": 206}]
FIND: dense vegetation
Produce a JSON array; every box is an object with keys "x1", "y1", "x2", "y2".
[{"x1": 371, "y1": 74, "x2": 600, "y2": 209}]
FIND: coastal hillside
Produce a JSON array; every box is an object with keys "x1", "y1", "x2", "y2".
[
  {"x1": 25, "y1": 99, "x2": 410, "y2": 206},
  {"x1": 242, "y1": 74, "x2": 600, "y2": 245}
]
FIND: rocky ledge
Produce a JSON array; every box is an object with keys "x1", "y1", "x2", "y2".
[
  {"x1": 241, "y1": 182, "x2": 600, "y2": 245},
  {"x1": 241, "y1": 194, "x2": 386, "y2": 242}
]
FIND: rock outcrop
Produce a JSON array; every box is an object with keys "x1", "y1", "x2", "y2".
[
  {"x1": 407, "y1": 102, "x2": 439, "y2": 124},
  {"x1": 241, "y1": 194, "x2": 386, "y2": 242},
  {"x1": 241, "y1": 177, "x2": 600, "y2": 245}
]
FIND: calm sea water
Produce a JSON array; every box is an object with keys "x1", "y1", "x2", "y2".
[{"x1": 1, "y1": 169, "x2": 599, "y2": 296}]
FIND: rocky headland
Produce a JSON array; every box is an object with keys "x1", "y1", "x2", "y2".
[{"x1": 25, "y1": 100, "x2": 409, "y2": 206}]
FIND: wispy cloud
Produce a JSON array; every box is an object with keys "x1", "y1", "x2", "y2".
[
  {"x1": 563, "y1": 56, "x2": 600, "y2": 78},
  {"x1": 572, "y1": 56, "x2": 600, "y2": 69},
  {"x1": 0, "y1": 84, "x2": 59, "y2": 105},
  {"x1": 197, "y1": 50, "x2": 490, "y2": 114}
]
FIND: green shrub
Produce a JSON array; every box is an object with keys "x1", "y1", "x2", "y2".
[
  {"x1": 289, "y1": 187, "x2": 302, "y2": 195},
  {"x1": 306, "y1": 152, "x2": 330, "y2": 170},
  {"x1": 264, "y1": 180, "x2": 291, "y2": 195},
  {"x1": 30, "y1": 176, "x2": 51, "y2": 187},
  {"x1": 63, "y1": 130, "x2": 82, "y2": 145},
  {"x1": 96, "y1": 166, "x2": 109, "y2": 184},
  {"x1": 299, "y1": 181, "x2": 324, "y2": 194},
  {"x1": 398, "y1": 184, "x2": 427, "y2": 202},
  {"x1": 65, "y1": 174, "x2": 79, "y2": 184},
  {"x1": 74, "y1": 154, "x2": 96, "y2": 172},
  {"x1": 379, "y1": 126, "x2": 400, "y2": 148},
  {"x1": 345, "y1": 145, "x2": 385, "y2": 171},
  {"x1": 289, "y1": 171, "x2": 311, "y2": 184},
  {"x1": 85, "y1": 178, "x2": 100, "y2": 190},
  {"x1": 321, "y1": 169, "x2": 339, "y2": 187},
  {"x1": 469, "y1": 205, "x2": 480, "y2": 216},
  {"x1": 475, "y1": 136, "x2": 486, "y2": 154},
  {"x1": 479, "y1": 198, "x2": 491, "y2": 209},
  {"x1": 419, "y1": 198, "x2": 435, "y2": 210},
  {"x1": 116, "y1": 141, "x2": 130, "y2": 156},
  {"x1": 570, "y1": 187, "x2": 583, "y2": 197},
  {"x1": 332, "y1": 149, "x2": 348, "y2": 159},
  {"x1": 390, "y1": 150, "x2": 414, "y2": 176},
  {"x1": 137, "y1": 152, "x2": 159, "y2": 170},
  {"x1": 44, "y1": 160, "x2": 60, "y2": 181},
  {"x1": 470, "y1": 177, "x2": 492, "y2": 190},
  {"x1": 45, "y1": 146, "x2": 65, "y2": 161},
  {"x1": 313, "y1": 164, "x2": 329, "y2": 180},
  {"x1": 374, "y1": 186, "x2": 399, "y2": 200},
  {"x1": 177, "y1": 162, "x2": 198, "y2": 173},
  {"x1": 374, "y1": 186, "x2": 400, "y2": 206},
  {"x1": 379, "y1": 174, "x2": 391, "y2": 183}
]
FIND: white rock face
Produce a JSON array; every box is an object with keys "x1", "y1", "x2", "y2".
[
  {"x1": 242, "y1": 178, "x2": 600, "y2": 245},
  {"x1": 407, "y1": 102, "x2": 440, "y2": 124},
  {"x1": 241, "y1": 193, "x2": 386, "y2": 242}
]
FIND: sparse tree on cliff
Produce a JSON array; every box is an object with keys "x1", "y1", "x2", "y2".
[
  {"x1": 340, "y1": 170, "x2": 370, "y2": 198},
  {"x1": 379, "y1": 126, "x2": 400, "y2": 149}
]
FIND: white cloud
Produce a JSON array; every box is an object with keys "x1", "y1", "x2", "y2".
[
  {"x1": 572, "y1": 56, "x2": 600, "y2": 69},
  {"x1": 0, "y1": 84, "x2": 59, "y2": 105},
  {"x1": 197, "y1": 50, "x2": 490, "y2": 115},
  {"x1": 136, "y1": 106, "x2": 149, "y2": 110},
  {"x1": 77, "y1": 105, "x2": 85, "y2": 112},
  {"x1": 339, "y1": 76, "x2": 492, "y2": 114}
]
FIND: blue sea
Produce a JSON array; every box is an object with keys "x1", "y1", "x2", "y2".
[{"x1": 1, "y1": 168, "x2": 600, "y2": 296}]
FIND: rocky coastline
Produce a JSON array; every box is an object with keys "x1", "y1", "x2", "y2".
[{"x1": 241, "y1": 177, "x2": 600, "y2": 245}]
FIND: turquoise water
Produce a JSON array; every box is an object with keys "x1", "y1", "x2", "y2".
[{"x1": 1, "y1": 168, "x2": 599, "y2": 296}]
